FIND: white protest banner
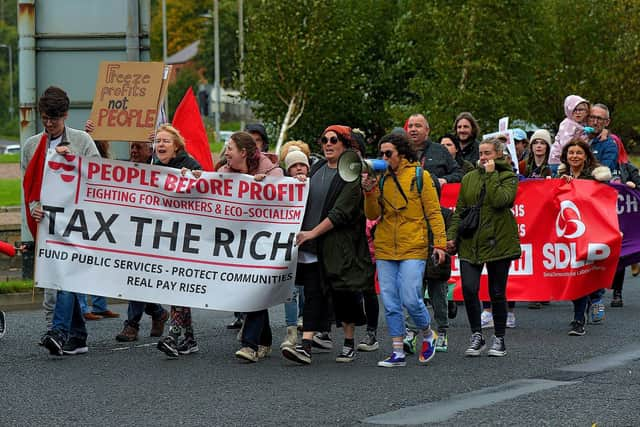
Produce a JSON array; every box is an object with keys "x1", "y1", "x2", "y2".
[{"x1": 34, "y1": 153, "x2": 308, "y2": 312}]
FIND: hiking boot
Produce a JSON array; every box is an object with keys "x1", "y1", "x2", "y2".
[
  {"x1": 157, "y1": 336, "x2": 179, "y2": 358},
  {"x1": 481, "y1": 310, "x2": 494, "y2": 329},
  {"x1": 377, "y1": 353, "x2": 406, "y2": 368},
  {"x1": 235, "y1": 346, "x2": 258, "y2": 363},
  {"x1": 62, "y1": 337, "x2": 89, "y2": 355},
  {"x1": 115, "y1": 323, "x2": 139, "y2": 342},
  {"x1": 312, "y1": 332, "x2": 333, "y2": 350},
  {"x1": 435, "y1": 331, "x2": 448, "y2": 352},
  {"x1": 150, "y1": 310, "x2": 169, "y2": 337},
  {"x1": 487, "y1": 335, "x2": 506, "y2": 357},
  {"x1": 257, "y1": 345, "x2": 272, "y2": 359},
  {"x1": 177, "y1": 335, "x2": 199, "y2": 355},
  {"x1": 506, "y1": 312, "x2": 516, "y2": 329},
  {"x1": 611, "y1": 291, "x2": 623, "y2": 308},
  {"x1": 464, "y1": 332, "x2": 486, "y2": 357},
  {"x1": 419, "y1": 331, "x2": 437, "y2": 364},
  {"x1": 336, "y1": 346, "x2": 356, "y2": 363},
  {"x1": 282, "y1": 344, "x2": 311, "y2": 365},
  {"x1": 357, "y1": 330, "x2": 379, "y2": 352},
  {"x1": 0, "y1": 310, "x2": 5, "y2": 339},
  {"x1": 568, "y1": 320, "x2": 586, "y2": 336},
  {"x1": 403, "y1": 329, "x2": 417, "y2": 355},
  {"x1": 43, "y1": 331, "x2": 64, "y2": 356},
  {"x1": 280, "y1": 326, "x2": 298, "y2": 349}
]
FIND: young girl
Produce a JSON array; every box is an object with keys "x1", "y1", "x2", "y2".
[
  {"x1": 549, "y1": 95, "x2": 591, "y2": 166},
  {"x1": 279, "y1": 145, "x2": 310, "y2": 349}
]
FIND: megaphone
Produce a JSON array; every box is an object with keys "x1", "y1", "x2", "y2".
[{"x1": 337, "y1": 150, "x2": 388, "y2": 182}]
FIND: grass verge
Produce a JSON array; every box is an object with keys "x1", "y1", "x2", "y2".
[
  {"x1": 0, "y1": 279, "x2": 33, "y2": 294},
  {"x1": 0, "y1": 178, "x2": 20, "y2": 206},
  {"x1": 0, "y1": 153, "x2": 19, "y2": 164}
]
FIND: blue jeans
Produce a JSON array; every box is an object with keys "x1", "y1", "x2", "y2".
[
  {"x1": 284, "y1": 285, "x2": 304, "y2": 327},
  {"x1": 77, "y1": 294, "x2": 108, "y2": 314},
  {"x1": 377, "y1": 259, "x2": 430, "y2": 337},
  {"x1": 127, "y1": 301, "x2": 165, "y2": 326},
  {"x1": 51, "y1": 291, "x2": 87, "y2": 342}
]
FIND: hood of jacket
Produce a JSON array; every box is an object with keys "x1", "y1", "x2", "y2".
[{"x1": 563, "y1": 95, "x2": 589, "y2": 119}]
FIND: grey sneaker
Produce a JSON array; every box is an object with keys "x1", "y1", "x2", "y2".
[
  {"x1": 487, "y1": 335, "x2": 506, "y2": 357},
  {"x1": 464, "y1": 332, "x2": 485, "y2": 357},
  {"x1": 357, "y1": 330, "x2": 379, "y2": 352}
]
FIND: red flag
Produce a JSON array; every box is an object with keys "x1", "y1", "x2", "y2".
[
  {"x1": 172, "y1": 87, "x2": 214, "y2": 171},
  {"x1": 23, "y1": 133, "x2": 48, "y2": 238},
  {"x1": 0, "y1": 241, "x2": 16, "y2": 257}
]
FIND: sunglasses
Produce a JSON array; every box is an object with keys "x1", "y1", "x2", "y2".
[
  {"x1": 321, "y1": 136, "x2": 339, "y2": 145},
  {"x1": 379, "y1": 150, "x2": 394, "y2": 158}
]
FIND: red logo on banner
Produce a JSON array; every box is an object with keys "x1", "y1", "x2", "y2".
[
  {"x1": 444, "y1": 179, "x2": 621, "y2": 301},
  {"x1": 48, "y1": 154, "x2": 77, "y2": 183}
]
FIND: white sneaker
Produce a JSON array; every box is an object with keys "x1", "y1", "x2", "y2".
[
  {"x1": 481, "y1": 310, "x2": 494, "y2": 329},
  {"x1": 506, "y1": 312, "x2": 516, "y2": 328}
]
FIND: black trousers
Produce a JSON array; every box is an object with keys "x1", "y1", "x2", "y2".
[
  {"x1": 297, "y1": 262, "x2": 366, "y2": 332},
  {"x1": 460, "y1": 259, "x2": 511, "y2": 337}
]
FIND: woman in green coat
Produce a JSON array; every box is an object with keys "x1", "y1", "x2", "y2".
[{"x1": 446, "y1": 136, "x2": 521, "y2": 357}]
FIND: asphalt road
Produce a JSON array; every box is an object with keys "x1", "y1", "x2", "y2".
[{"x1": 1, "y1": 274, "x2": 640, "y2": 426}]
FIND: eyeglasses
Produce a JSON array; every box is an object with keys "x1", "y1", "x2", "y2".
[
  {"x1": 573, "y1": 107, "x2": 589, "y2": 114},
  {"x1": 41, "y1": 116, "x2": 62, "y2": 124},
  {"x1": 321, "y1": 136, "x2": 339, "y2": 145},
  {"x1": 588, "y1": 115, "x2": 608, "y2": 122},
  {"x1": 379, "y1": 150, "x2": 395, "y2": 158}
]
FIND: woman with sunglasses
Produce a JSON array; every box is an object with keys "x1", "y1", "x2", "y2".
[
  {"x1": 282, "y1": 125, "x2": 374, "y2": 365},
  {"x1": 361, "y1": 132, "x2": 446, "y2": 367}
]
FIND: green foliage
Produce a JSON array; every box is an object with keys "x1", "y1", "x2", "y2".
[
  {"x1": 167, "y1": 66, "x2": 200, "y2": 118},
  {"x1": 0, "y1": 279, "x2": 33, "y2": 294},
  {"x1": 0, "y1": 178, "x2": 20, "y2": 206},
  {"x1": 243, "y1": 0, "x2": 400, "y2": 145},
  {"x1": 0, "y1": 153, "x2": 19, "y2": 164},
  {"x1": 155, "y1": 0, "x2": 640, "y2": 151}
]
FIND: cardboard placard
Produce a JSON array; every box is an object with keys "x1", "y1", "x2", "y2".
[{"x1": 89, "y1": 61, "x2": 167, "y2": 142}]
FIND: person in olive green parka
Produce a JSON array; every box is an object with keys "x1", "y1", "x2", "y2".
[{"x1": 446, "y1": 137, "x2": 520, "y2": 358}]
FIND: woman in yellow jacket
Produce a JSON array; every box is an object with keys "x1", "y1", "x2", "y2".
[{"x1": 362, "y1": 132, "x2": 447, "y2": 367}]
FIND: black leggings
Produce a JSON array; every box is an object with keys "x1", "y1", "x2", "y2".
[{"x1": 460, "y1": 259, "x2": 511, "y2": 337}]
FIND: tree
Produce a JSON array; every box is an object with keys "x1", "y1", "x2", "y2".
[
  {"x1": 243, "y1": 0, "x2": 398, "y2": 152},
  {"x1": 388, "y1": 0, "x2": 551, "y2": 137}
]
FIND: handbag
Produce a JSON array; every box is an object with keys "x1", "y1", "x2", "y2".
[{"x1": 456, "y1": 185, "x2": 486, "y2": 239}]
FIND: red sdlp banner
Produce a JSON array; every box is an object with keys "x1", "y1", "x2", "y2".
[{"x1": 440, "y1": 179, "x2": 622, "y2": 301}]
